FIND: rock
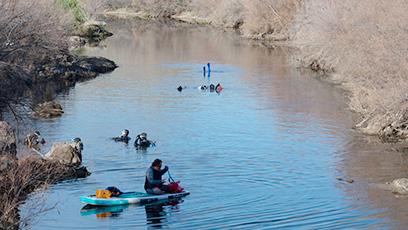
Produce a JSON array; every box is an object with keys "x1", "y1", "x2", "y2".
[
  {"x1": 35, "y1": 55, "x2": 117, "y2": 83},
  {"x1": 310, "y1": 60, "x2": 321, "y2": 71},
  {"x1": 390, "y1": 178, "x2": 408, "y2": 194},
  {"x1": 33, "y1": 101, "x2": 64, "y2": 118},
  {"x1": 71, "y1": 166, "x2": 91, "y2": 178},
  {"x1": 68, "y1": 36, "x2": 86, "y2": 49},
  {"x1": 336, "y1": 177, "x2": 354, "y2": 183},
  {"x1": 78, "y1": 20, "x2": 113, "y2": 42},
  {"x1": 0, "y1": 121, "x2": 17, "y2": 157},
  {"x1": 75, "y1": 57, "x2": 118, "y2": 74},
  {"x1": 44, "y1": 141, "x2": 83, "y2": 165}
]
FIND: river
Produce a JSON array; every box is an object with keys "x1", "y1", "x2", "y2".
[{"x1": 20, "y1": 19, "x2": 408, "y2": 229}]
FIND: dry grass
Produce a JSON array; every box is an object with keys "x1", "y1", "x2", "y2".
[
  {"x1": 94, "y1": 0, "x2": 300, "y2": 39},
  {"x1": 291, "y1": 0, "x2": 408, "y2": 134}
]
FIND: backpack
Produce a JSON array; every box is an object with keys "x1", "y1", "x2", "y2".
[{"x1": 167, "y1": 181, "x2": 184, "y2": 193}]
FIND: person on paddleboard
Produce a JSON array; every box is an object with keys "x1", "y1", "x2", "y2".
[{"x1": 144, "y1": 159, "x2": 169, "y2": 195}]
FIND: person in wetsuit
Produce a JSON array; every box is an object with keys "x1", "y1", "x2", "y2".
[
  {"x1": 135, "y1": 132, "x2": 152, "y2": 148},
  {"x1": 24, "y1": 131, "x2": 46, "y2": 151},
  {"x1": 112, "y1": 129, "x2": 131, "y2": 143},
  {"x1": 144, "y1": 159, "x2": 169, "y2": 195}
]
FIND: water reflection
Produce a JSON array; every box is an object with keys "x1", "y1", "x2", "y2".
[
  {"x1": 80, "y1": 204, "x2": 128, "y2": 218},
  {"x1": 80, "y1": 200, "x2": 183, "y2": 229},
  {"x1": 145, "y1": 203, "x2": 167, "y2": 228},
  {"x1": 146, "y1": 200, "x2": 183, "y2": 229}
]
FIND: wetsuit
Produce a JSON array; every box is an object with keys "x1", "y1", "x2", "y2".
[
  {"x1": 135, "y1": 136, "x2": 151, "y2": 148},
  {"x1": 113, "y1": 135, "x2": 130, "y2": 143}
]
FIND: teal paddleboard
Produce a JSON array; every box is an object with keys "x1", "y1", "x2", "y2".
[{"x1": 80, "y1": 191, "x2": 190, "y2": 206}]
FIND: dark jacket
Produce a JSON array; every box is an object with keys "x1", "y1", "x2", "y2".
[
  {"x1": 135, "y1": 136, "x2": 151, "y2": 148},
  {"x1": 144, "y1": 166, "x2": 168, "y2": 190}
]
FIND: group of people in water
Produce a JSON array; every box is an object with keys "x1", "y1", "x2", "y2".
[
  {"x1": 177, "y1": 62, "x2": 223, "y2": 93},
  {"x1": 112, "y1": 129, "x2": 155, "y2": 149},
  {"x1": 25, "y1": 129, "x2": 167, "y2": 195},
  {"x1": 111, "y1": 130, "x2": 172, "y2": 195},
  {"x1": 177, "y1": 83, "x2": 223, "y2": 93}
]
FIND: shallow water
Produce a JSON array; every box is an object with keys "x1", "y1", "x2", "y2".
[{"x1": 20, "y1": 20, "x2": 405, "y2": 229}]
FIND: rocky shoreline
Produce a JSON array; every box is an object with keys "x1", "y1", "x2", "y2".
[{"x1": 0, "y1": 18, "x2": 117, "y2": 228}]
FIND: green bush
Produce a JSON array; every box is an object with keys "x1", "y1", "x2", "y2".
[{"x1": 57, "y1": 0, "x2": 88, "y2": 24}]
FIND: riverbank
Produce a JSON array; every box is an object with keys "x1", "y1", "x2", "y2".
[{"x1": 96, "y1": 0, "x2": 408, "y2": 143}]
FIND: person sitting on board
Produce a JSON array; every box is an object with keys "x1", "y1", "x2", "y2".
[
  {"x1": 144, "y1": 159, "x2": 169, "y2": 195},
  {"x1": 112, "y1": 129, "x2": 131, "y2": 143},
  {"x1": 135, "y1": 132, "x2": 153, "y2": 149}
]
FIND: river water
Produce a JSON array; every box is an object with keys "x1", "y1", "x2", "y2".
[{"x1": 20, "y1": 19, "x2": 408, "y2": 229}]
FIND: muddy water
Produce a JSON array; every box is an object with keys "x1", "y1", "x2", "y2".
[{"x1": 20, "y1": 20, "x2": 407, "y2": 229}]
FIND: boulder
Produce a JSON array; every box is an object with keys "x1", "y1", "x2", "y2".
[
  {"x1": 33, "y1": 101, "x2": 64, "y2": 118},
  {"x1": 68, "y1": 36, "x2": 86, "y2": 49},
  {"x1": 390, "y1": 178, "x2": 408, "y2": 194},
  {"x1": 75, "y1": 57, "x2": 118, "y2": 74},
  {"x1": 44, "y1": 141, "x2": 82, "y2": 165},
  {"x1": 78, "y1": 20, "x2": 113, "y2": 42},
  {"x1": 0, "y1": 121, "x2": 16, "y2": 157}
]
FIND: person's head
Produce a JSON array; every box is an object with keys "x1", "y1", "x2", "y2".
[
  {"x1": 121, "y1": 129, "x2": 129, "y2": 137},
  {"x1": 73, "y1": 137, "x2": 81, "y2": 143},
  {"x1": 140, "y1": 132, "x2": 147, "y2": 139},
  {"x1": 34, "y1": 131, "x2": 41, "y2": 137},
  {"x1": 151, "y1": 159, "x2": 162, "y2": 169}
]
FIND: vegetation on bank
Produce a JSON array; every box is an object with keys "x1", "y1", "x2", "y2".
[
  {"x1": 96, "y1": 0, "x2": 408, "y2": 142},
  {"x1": 0, "y1": 0, "x2": 68, "y2": 112},
  {"x1": 0, "y1": 1, "x2": 115, "y2": 228},
  {"x1": 57, "y1": 0, "x2": 88, "y2": 24},
  {"x1": 0, "y1": 155, "x2": 88, "y2": 229}
]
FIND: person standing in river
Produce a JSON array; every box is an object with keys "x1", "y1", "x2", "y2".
[
  {"x1": 24, "y1": 131, "x2": 46, "y2": 151},
  {"x1": 144, "y1": 159, "x2": 169, "y2": 195}
]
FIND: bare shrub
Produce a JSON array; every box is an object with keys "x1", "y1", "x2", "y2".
[
  {"x1": 130, "y1": 0, "x2": 191, "y2": 17},
  {"x1": 291, "y1": 0, "x2": 408, "y2": 133},
  {"x1": 189, "y1": 0, "x2": 244, "y2": 27},
  {"x1": 240, "y1": 0, "x2": 301, "y2": 40},
  {"x1": 0, "y1": 0, "x2": 68, "y2": 70},
  {"x1": 0, "y1": 156, "x2": 79, "y2": 228}
]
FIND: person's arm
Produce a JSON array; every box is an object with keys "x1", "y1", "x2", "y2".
[{"x1": 160, "y1": 166, "x2": 169, "y2": 175}]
